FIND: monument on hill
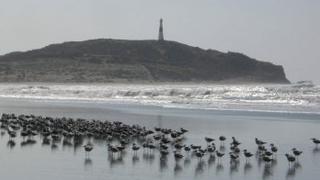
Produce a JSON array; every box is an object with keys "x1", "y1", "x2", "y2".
[{"x1": 158, "y1": 19, "x2": 164, "y2": 41}]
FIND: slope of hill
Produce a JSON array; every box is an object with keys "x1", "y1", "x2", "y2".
[{"x1": 0, "y1": 39, "x2": 290, "y2": 83}]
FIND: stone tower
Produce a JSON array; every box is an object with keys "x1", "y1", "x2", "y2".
[{"x1": 158, "y1": 18, "x2": 164, "y2": 41}]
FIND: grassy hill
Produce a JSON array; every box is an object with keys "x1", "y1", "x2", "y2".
[{"x1": 0, "y1": 39, "x2": 290, "y2": 83}]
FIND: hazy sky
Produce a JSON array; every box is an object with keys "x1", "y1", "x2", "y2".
[{"x1": 0, "y1": 0, "x2": 319, "y2": 83}]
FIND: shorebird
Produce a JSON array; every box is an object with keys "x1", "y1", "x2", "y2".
[
  {"x1": 311, "y1": 138, "x2": 320, "y2": 147},
  {"x1": 160, "y1": 143, "x2": 168, "y2": 150},
  {"x1": 243, "y1": 149, "x2": 253, "y2": 162},
  {"x1": 219, "y1": 136, "x2": 226, "y2": 146},
  {"x1": 108, "y1": 144, "x2": 119, "y2": 156},
  {"x1": 229, "y1": 152, "x2": 239, "y2": 162},
  {"x1": 83, "y1": 143, "x2": 93, "y2": 156},
  {"x1": 184, "y1": 146, "x2": 191, "y2": 153},
  {"x1": 195, "y1": 151, "x2": 204, "y2": 161},
  {"x1": 153, "y1": 135, "x2": 161, "y2": 141},
  {"x1": 174, "y1": 151, "x2": 184, "y2": 160},
  {"x1": 132, "y1": 143, "x2": 140, "y2": 154},
  {"x1": 262, "y1": 155, "x2": 273, "y2": 164},
  {"x1": 154, "y1": 127, "x2": 161, "y2": 132},
  {"x1": 257, "y1": 145, "x2": 266, "y2": 154},
  {"x1": 191, "y1": 144, "x2": 201, "y2": 150},
  {"x1": 174, "y1": 143, "x2": 184, "y2": 151},
  {"x1": 231, "y1": 145, "x2": 241, "y2": 154},
  {"x1": 231, "y1": 137, "x2": 241, "y2": 146},
  {"x1": 180, "y1": 128, "x2": 188, "y2": 134},
  {"x1": 205, "y1": 137, "x2": 214, "y2": 146},
  {"x1": 8, "y1": 130, "x2": 16, "y2": 139},
  {"x1": 160, "y1": 149, "x2": 169, "y2": 156},
  {"x1": 270, "y1": 144, "x2": 278, "y2": 154},
  {"x1": 216, "y1": 151, "x2": 225, "y2": 161},
  {"x1": 292, "y1": 148, "x2": 302, "y2": 159},
  {"x1": 285, "y1": 154, "x2": 296, "y2": 166},
  {"x1": 264, "y1": 150, "x2": 273, "y2": 157},
  {"x1": 207, "y1": 145, "x2": 216, "y2": 154},
  {"x1": 255, "y1": 138, "x2": 267, "y2": 146}
]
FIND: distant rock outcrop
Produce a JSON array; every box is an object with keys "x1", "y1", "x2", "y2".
[{"x1": 0, "y1": 39, "x2": 290, "y2": 83}]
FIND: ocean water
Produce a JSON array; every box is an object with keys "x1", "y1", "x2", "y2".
[
  {"x1": 0, "y1": 83, "x2": 319, "y2": 180},
  {"x1": 0, "y1": 82, "x2": 319, "y2": 113}
]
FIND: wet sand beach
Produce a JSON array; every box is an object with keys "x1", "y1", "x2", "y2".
[{"x1": 0, "y1": 97, "x2": 319, "y2": 180}]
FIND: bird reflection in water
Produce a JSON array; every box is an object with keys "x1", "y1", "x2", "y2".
[
  {"x1": 143, "y1": 152, "x2": 155, "y2": 165},
  {"x1": 229, "y1": 160, "x2": 239, "y2": 176},
  {"x1": 313, "y1": 147, "x2": 320, "y2": 155},
  {"x1": 7, "y1": 139, "x2": 16, "y2": 149},
  {"x1": 286, "y1": 161, "x2": 302, "y2": 180},
  {"x1": 160, "y1": 156, "x2": 168, "y2": 172},
  {"x1": 51, "y1": 143, "x2": 59, "y2": 151},
  {"x1": 62, "y1": 138, "x2": 73, "y2": 149},
  {"x1": 41, "y1": 137, "x2": 50, "y2": 146},
  {"x1": 132, "y1": 154, "x2": 139, "y2": 165},
  {"x1": 244, "y1": 162, "x2": 253, "y2": 175},
  {"x1": 174, "y1": 162, "x2": 183, "y2": 176},
  {"x1": 84, "y1": 157, "x2": 93, "y2": 169},
  {"x1": 184, "y1": 157, "x2": 191, "y2": 168},
  {"x1": 286, "y1": 166, "x2": 296, "y2": 179},
  {"x1": 216, "y1": 163, "x2": 224, "y2": 175},
  {"x1": 108, "y1": 153, "x2": 124, "y2": 168},
  {"x1": 1, "y1": 131, "x2": 5, "y2": 137},
  {"x1": 73, "y1": 137, "x2": 84, "y2": 155},
  {"x1": 262, "y1": 164, "x2": 273, "y2": 180},
  {"x1": 195, "y1": 160, "x2": 205, "y2": 177},
  {"x1": 219, "y1": 145, "x2": 226, "y2": 152},
  {"x1": 207, "y1": 155, "x2": 216, "y2": 168},
  {"x1": 256, "y1": 152, "x2": 263, "y2": 169}
]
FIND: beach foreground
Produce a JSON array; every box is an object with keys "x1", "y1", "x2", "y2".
[{"x1": 0, "y1": 97, "x2": 319, "y2": 180}]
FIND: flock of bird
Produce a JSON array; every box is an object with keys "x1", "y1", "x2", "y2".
[{"x1": 1, "y1": 113, "x2": 320, "y2": 174}]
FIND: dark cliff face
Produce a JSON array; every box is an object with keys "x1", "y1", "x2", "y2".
[{"x1": 0, "y1": 39, "x2": 290, "y2": 83}]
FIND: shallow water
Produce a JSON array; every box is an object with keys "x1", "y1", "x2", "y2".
[{"x1": 0, "y1": 97, "x2": 319, "y2": 180}]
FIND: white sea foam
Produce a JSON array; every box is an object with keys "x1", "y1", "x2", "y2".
[{"x1": 0, "y1": 83, "x2": 319, "y2": 113}]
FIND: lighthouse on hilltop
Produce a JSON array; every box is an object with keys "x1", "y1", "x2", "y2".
[{"x1": 158, "y1": 18, "x2": 164, "y2": 41}]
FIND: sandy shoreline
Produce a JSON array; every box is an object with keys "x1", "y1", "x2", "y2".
[{"x1": 0, "y1": 97, "x2": 319, "y2": 180}]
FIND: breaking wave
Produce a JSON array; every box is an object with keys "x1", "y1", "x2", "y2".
[{"x1": 0, "y1": 82, "x2": 319, "y2": 113}]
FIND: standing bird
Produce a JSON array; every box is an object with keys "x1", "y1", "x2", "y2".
[
  {"x1": 285, "y1": 154, "x2": 296, "y2": 166},
  {"x1": 184, "y1": 145, "x2": 191, "y2": 153},
  {"x1": 264, "y1": 150, "x2": 273, "y2": 157},
  {"x1": 292, "y1": 148, "x2": 303, "y2": 159},
  {"x1": 174, "y1": 151, "x2": 184, "y2": 160},
  {"x1": 195, "y1": 151, "x2": 204, "y2": 161},
  {"x1": 255, "y1": 138, "x2": 267, "y2": 146},
  {"x1": 207, "y1": 145, "x2": 216, "y2": 154},
  {"x1": 231, "y1": 137, "x2": 241, "y2": 146},
  {"x1": 311, "y1": 138, "x2": 320, "y2": 147},
  {"x1": 270, "y1": 144, "x2": 278, "y2": 155},
  {"x1": 229, "y1": 153, "x2": 239, "y2": 162},
  {"x1": 8, "y1": 130, "x2": 17, "y2": 139},
  {"x1": 216, "y1": 151, "x2": 225, "y2": 162},
  {"x1": 262, "y1": 155, "x2": 273, "y2": 164},
  {"x1": 83, "y1": 143, "x2": 93, "y2": 156},
  {"x1": 219, "y1": 136, "x2": 226, "y2": 142},
  {"x1": 205, "y1": 137, "x2": 214, "y2": 146},
  {"x1": 132, "y1": 143, "x2": 140, "y2": 154},
  {"x1": 243, "y1": 149, "x2": 253, "y2": 162}
]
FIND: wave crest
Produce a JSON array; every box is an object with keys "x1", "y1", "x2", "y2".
[{"x1": 0, "y1": 83, "x2": 319, "y2": 113}]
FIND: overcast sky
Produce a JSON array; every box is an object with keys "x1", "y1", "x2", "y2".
[{"x1": 0, "y1": 0, "x2": 319, "y2": 83}]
